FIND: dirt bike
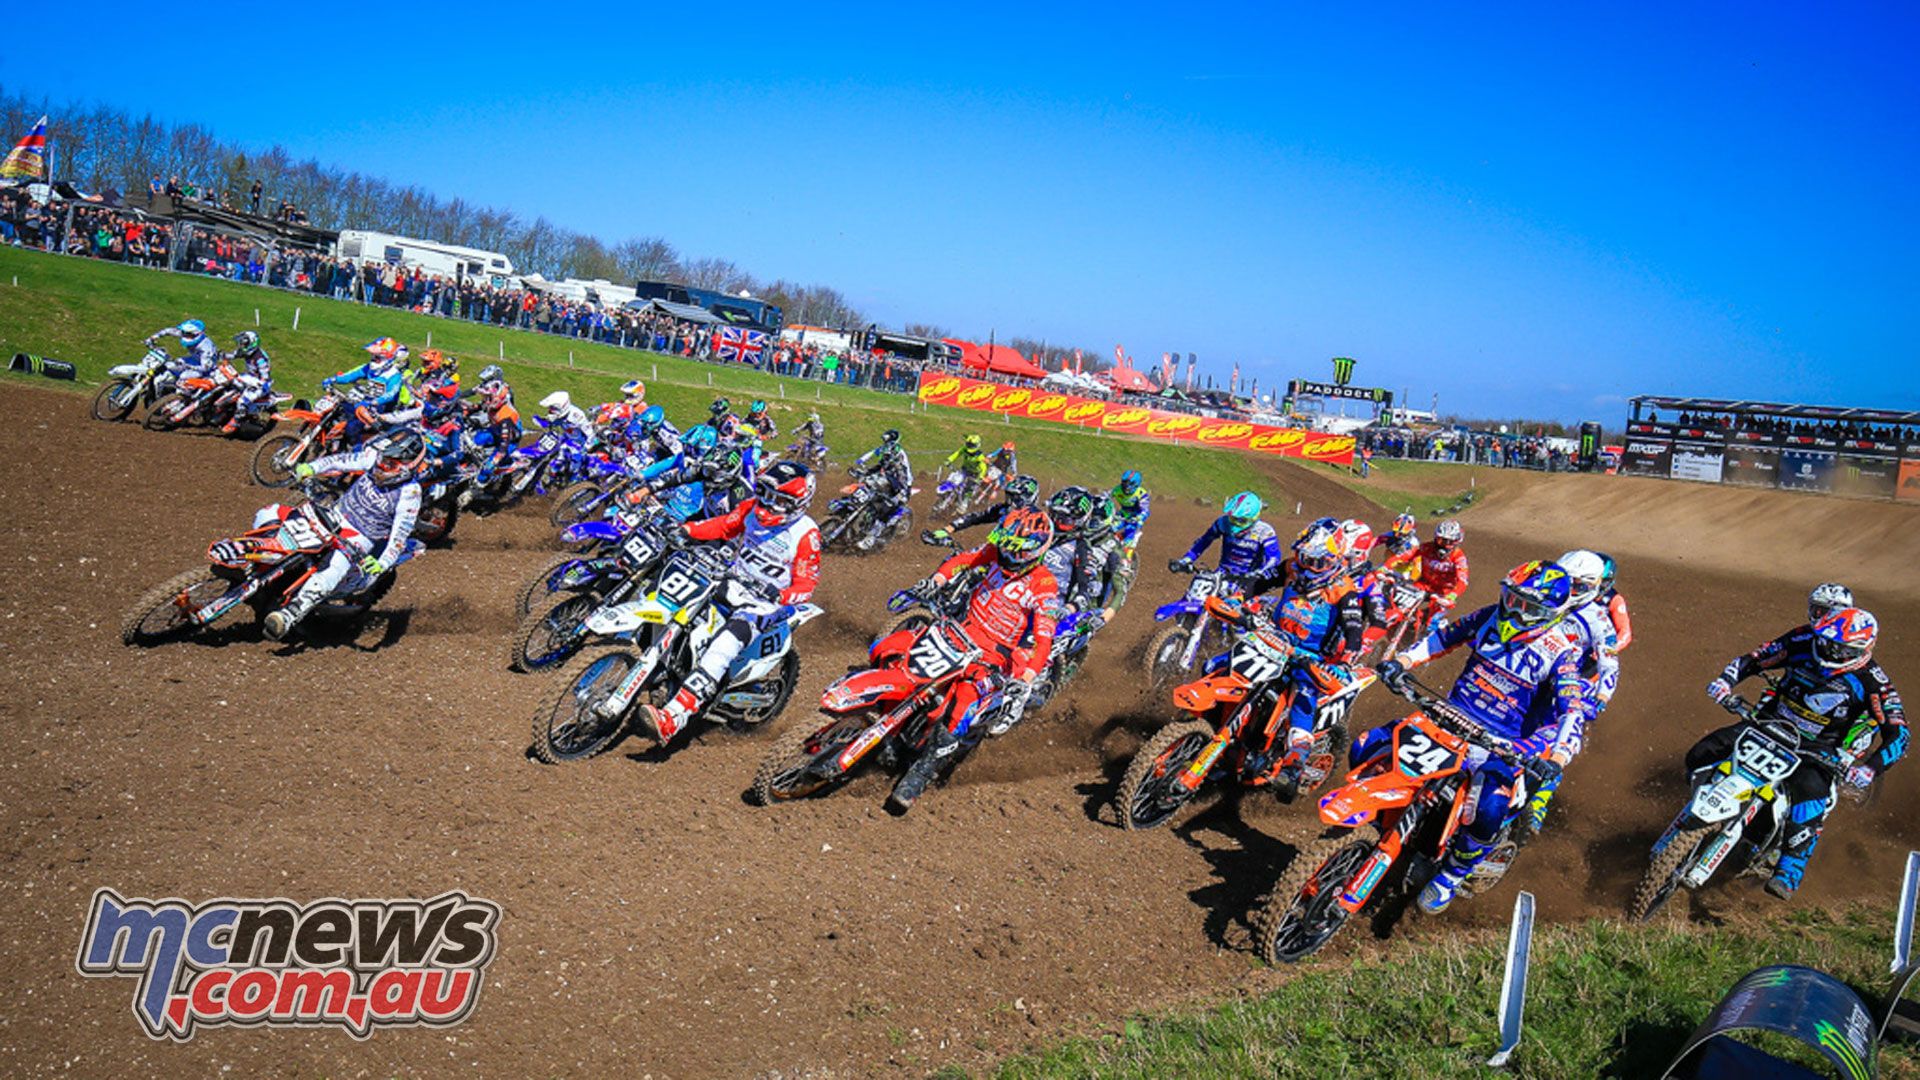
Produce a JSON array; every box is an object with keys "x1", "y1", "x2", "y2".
[
  {"x1": 1115, "y1": 594, "x2": 1377, "y2": 830},
  {"x1": 530, "y1": 542, "x2": 819, "y2": 764},
  {"x1": 249, "y1": 383, "x2": 384, "y2": 487},
  {"x1": 769, "y1": 437, "x2": 828, "y2": 471},
  {"x1": 931, "y1": 469, "x2": 986, "y2": 518},
  {"x1": 143, "y1": 361, "x2": 268, "y2": 435},
  {"x1": 509, "y1": 513, "x2": 676, "y2": 673},
  {"x1": 1627, "y1": 685, "x2": 1857, "y2": 921},
  {"x1": 818, "y1": 473, "x2": 916, "y2": 553},
  {"x1": 870, "y1": 569, "x2": 980, "y2": 648},
  {"x1": 1360, "y1": 568, "x2": 1446, "y2": 663},
  {"x1": 92, "y1": 347, "x2": 176, "y2": 422},
  {"x1": 120, "y1": 494, "x2": 416, "y2": 646},
  {"x1": 1251, "y1": 676, "x2": 1541, "y2": 963},
  {"x1": 1143, "y1": 563, "x2": 1244, "y2": 687},
  {"x1": 1022, "y1": 608, "x2": 1106, "y2": 718},
  {"x1": 750, "y1": 614, "x2": 1015, "y2": 808}
]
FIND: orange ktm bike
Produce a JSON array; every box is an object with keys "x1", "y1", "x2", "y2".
[
  {"x1": 1113, "y1": 594, "x2": 1377, "y2": 830},
  {"x1": 1251, "y1": 677, "x2": 1540, "y2": 963}
]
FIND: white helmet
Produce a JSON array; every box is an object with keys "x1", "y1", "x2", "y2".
[
  {"x1": 539, "y1": 390, "x2": 571, "y2": 418},
  {"x1": 1558, "y1": 550, "x2": 1607, "y2": 607},
  {"x1": 1809, "y1": 582, "x2": 1854, "y2": 625}
]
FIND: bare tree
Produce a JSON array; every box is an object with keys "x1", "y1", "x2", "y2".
[{"x1": 613, "y1": 237, "x2": 680, "y2": 282}]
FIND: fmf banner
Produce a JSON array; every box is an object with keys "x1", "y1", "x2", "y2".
[{"x1": 917, "y1": 372, "x2": 1354, "y2": 465}]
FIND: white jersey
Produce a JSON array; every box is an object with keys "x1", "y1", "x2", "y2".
[{"x1": 1566, "y1": 599, "x2": 1622, "y2": 708}]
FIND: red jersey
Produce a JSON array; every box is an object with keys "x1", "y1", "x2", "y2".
[
  {"x1": 684, "y1": 499, "x2": 821, "y2": 605},
  {"x1": 1385, "y1": 540, "x2": 1469, "y2": 604},
  {"x1": 934, "y1": 545, "x2": 1060, "y2": 680},
  {"x1": 1607, "y1": 592, "x2": 1633, "y2": 650}
]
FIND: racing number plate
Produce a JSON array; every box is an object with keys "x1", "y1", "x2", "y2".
[
  {"x1": 620, "y1": 530, "x2": 660, "y2": 567},
  {"x1": 906, "y1": 625, "x2": 971, "y2": 680},
  {"x1": 1186, "y1": 575, "x2": 1218, "y2": 601},
  {"x1": 653, "y1": 556, "x2": 713, "y2": 611},
  {"x1": 280, "y1": 512, "x2": 327, "y2": 552},
  {"x1": 1228, "y1": 632, "x2": 1290, "y2": 683},
  {"x1": 1394, "y1": 725, "x2": 1459, "y2": 776},
  {"x1": 1732, "y1": 729, "x2": 1798, "y2": 783},
  {"x1": 537, "y1": 433, "x2": 559, "y2": 452}
]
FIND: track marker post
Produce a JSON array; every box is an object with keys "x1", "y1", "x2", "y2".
[
  {"x1": 1895, "y1": 851, "x2": 1920, "y2": 973},
  {"x1": 1487, "y1": 890, "x2": 1536, "y2": 1068},
  {"x1": 254, "y1": 309, "x2": 260, "y2": 326},
  {"x1": 292, "y1": 307, "x2": 301, "y2": 330}
]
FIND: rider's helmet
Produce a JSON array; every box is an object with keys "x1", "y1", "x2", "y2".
[
  {"x1": 231, "y1": 330, "x2": 262, "y2": 357},
  {"x1": 419, "y1": 349, "x2": 453, "y2": 376},
  {"x1": 880, "y1": 428, "x2": 901, "y2": 448},
  {"x1": 1558, "y1": 550, "x2": 1608, "y2": 607},
  {"x1": 1433, "y1": 519, "x2": 1464, "y2": 552},
  {"x1": 1000, "y1": 440, "x2": 1015, "y2": 454},
  {"x1": 1390, "y1": 512, "x2": 1417, "y2": 538},
  {"x1": 478, "y1": 363, "x2": 505, "y2": 384},
  {"x1": 1224, "y1": 491, "x2": 1264, "y2": 536},
  {"x1": 177, "y1": 319, "x2": 207, "y2": 345},
  {"x1": 363, "y1": 337, "x2": 408, "y2": 374},
  {"x1": 620, "y1": 378, "x2": 646, "y2": 404},
  {"x1": 1118, "y1": 469, "x2": 1143, "y2": 496},
  {"x1": 367, "y1": 429, "x2": 426, "y2": 488},
  {"x1": 1340, "y1": 519, "x2": 1375, "y2": 570},
  {"x1": 539, "y1": 391, "x2": 572, "y2": 421},
  {"x1": 1004, "y1": 474, "x2": 1041, "y2": 508},
  {"x1": 1494, "y1": 561, "x2": 1574, "y2": 643},
  {"x1": 1082, "y1": 495, "x2": 1117, "y2": 544},
  {"x1": 749, "y1": 399, "x2": 769, "y2": 419},
  {"x1": 636, "y1": 404, "x2": 665, "y2": 436},
  {"x1": 987, "y1": 506, "x2": 1054, "y2": 575},
  {"x1": 709, "y1": 398, "x2": 732, "y2": 421},
  {"x1": 1292, "y1": 517, "x2": 1346, "y2": 588},
  {"x1": 479, "y1": 380, "x2": 511, "y2": 411},
  {"x1": 702, "y1": 442, "x2": 745, "y2": 483},
  {"x1": 1596, "y1": 552, "x2": 1618, "y2": 594},
  {"x1": 1811, "y1": 607, "x2": 1877, "y2": 673},
  {"x1": 1809, "y1": 582, "x2": 1855, "y2": 626},
  {"x1": 681, "y1": 423, "x2": 720, "y2": 462},
  {"x1": 1047, "y1": 486, "x2": 1096, "y2": 537},
  {"x1": 754, "y1": 461, "x2": 815, "y2": 527},
  {"x1": 964, "y1": 434, "x2": 982, "y2": 454}
]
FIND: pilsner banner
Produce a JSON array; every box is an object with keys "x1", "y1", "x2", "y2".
[{"x1": 918, "y1": 372, "x2": 1354, "y2": 465}]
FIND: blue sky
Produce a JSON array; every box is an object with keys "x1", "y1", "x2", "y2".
[{"x1": 13, "y1": 1, "x2": 1916, "y2": 420}]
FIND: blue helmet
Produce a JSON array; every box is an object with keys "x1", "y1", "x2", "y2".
[
  {"x1": 682, "y1": 423, "x2": 720, "y2": 459},
  {"x1": 177, "y1": 319, "x2": 206, "y2": 344},
  {"x1": 637, "y1": 404, "x2": 665, "y2": 435},
  {"x1": 1224, "y1": 491, "x2": 1263, "y2": 535},
  {"x1": 1494, "y1": 561, "x2": 1574, "y2": 644},
  {"x1": 1119, "y1": 469, "x2": 1143, "y2": 493}
]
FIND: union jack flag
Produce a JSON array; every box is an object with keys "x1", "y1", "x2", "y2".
[{"x1": 714, "y1": 326, "x2": 768, "y2": 365}]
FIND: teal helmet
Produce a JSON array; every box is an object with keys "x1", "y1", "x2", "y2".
[{"x1": 1224, "y1": 491, "x2": 1263, "y2": 535}]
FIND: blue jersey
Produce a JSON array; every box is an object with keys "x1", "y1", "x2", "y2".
[
  {"x1": 1405, "y1": 605, "x2": 1587, "y2": 760},
  {"x1": 324, "y1": 363, "x2": 408, "y2": 409},
  {"x1": 1181, "y1": 517, "x2": 1283, "y2": 578}
]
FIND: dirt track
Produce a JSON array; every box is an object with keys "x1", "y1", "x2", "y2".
[{"x1": 1, "y1": 381, "x2": 1916, "y2": 1078}]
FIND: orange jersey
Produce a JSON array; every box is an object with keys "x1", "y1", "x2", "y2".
[{"x1": 935, "y1": 546, "x2": 1060, "y2": 680}]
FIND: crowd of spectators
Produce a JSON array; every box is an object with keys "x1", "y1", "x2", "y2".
[
  {"x1": 1656, "y1": 409, "x2": 1918, "y2": 446},
  {"x1": 1357, "y1": 427, "x2": 1574, "y2": 470}
]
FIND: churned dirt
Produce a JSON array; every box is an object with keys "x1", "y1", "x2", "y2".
[{"x1": 0, "y1": 381, "x2": 1916, "y2": 1078}]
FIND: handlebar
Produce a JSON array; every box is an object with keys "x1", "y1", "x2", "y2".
[{"x1": 1393, "y1": 674, "x2": 1523, "y2": 763}]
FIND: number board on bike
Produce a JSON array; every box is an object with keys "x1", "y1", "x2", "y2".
[
  {"x1": 1228, "y1": 632, "x2": 1292, "y2": 683},
  {"x1": 1732, "y1": 729, "x2": 1799, "y2": 783},
  {"x1": 620, "y1": 530, "x2": 661, "y2": 568},
  {"x1": 653, "y1": 556, "x2": 713, "y2": 610},
  {"x1": 1394, "y1": 724, "x2": 1459, "y2": 776},
  {"x1": 537, "y1": 434, "x2": 559, "y2": 451},
  {"x1": 1186, "y1": 574, "x2": 1218, "y2": 601},
  {"x1": 280, "y1": 513, "x2": 327, "y2": 552},
  {"x1": 907, "y1": 625, "x2": 973, "y2": 681}
]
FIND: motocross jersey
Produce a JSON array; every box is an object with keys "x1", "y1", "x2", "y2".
[
  {"x1": 1605, "y1": 589, "x2": 1633, "y2": 650},
  {"x1": 152, "y1": 327, "x2": 221, "y2": 374},
  {"x1": 643, "y1": 449, "x2": 751, "y2": 518},
  {"x1": 1041, "y1": 538, "x2": 1079, "y2": 604},
  {"x1": 684, "y1": 499, "x2": 822, "y2": 606},
  {"x1": 945, "y1": 447, "x2": 989, "y2": 480},
  {"x1": 933, "y1": 546, "x2": 1060, "y2": 680},
  {"x1": 1385, "y1": 540, "x2": 1469, "y2": 604},
  {"x1": 987, "y1": 448, "x2": 1016, "y2": 475},
  {"x1": 1063, "y1": 534, "x2": 1126, "y2": 612},
  {"x1": 1242, "y1": 560, "x2": 1368, "y2": 662},
  {"x1": 743, "y1": 414, "x2": 777, "y2": 441},
  {"x1": 324, "y1": 362, "x2": 409, "y2": 410},
  {"x1": 950, "y1": 500, "x2": 1022, "y2": 533},
  {"x1": 633, "y1": 419, "x2": 683, "y2": 462},
  {"x1": 1181, "y1": 517, "x2": 1284, "y2": 579},
  {"x1": 1111, "y1": 484, "x2": 1151, "y2": 538},
  {"x1": 233, "y1": 347, "x2": 271, "y2": 382},
  {"x1": 1403, "y1": 604, "x2": 1587, "y2": 763},
  {"x1": 1566, "y1": 599, "x2": 1622, "y2": 709},
  {"x1": 799, "y1": 417, "x2": 824, "y2": 442},
  {"x1": 1722, "y1": 628, "x2": 1908, "y2": 771},
  {"x1": 309, "y1": 448, "x2": 422, "y2": 567},
  {"x1": 854, "y1": 446, "x2": 913, "y2": 497},
  {"x1": 538, "y1": 403, "x2": 593, "y2": 443}
]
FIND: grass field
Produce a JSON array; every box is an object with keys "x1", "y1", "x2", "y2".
[
  {"x1": 0, "y1": 246, "x2": 1274, "y2": 501},
  {"x1": 1315, "y1": 457, "x2": 1485, "y2": 521}
]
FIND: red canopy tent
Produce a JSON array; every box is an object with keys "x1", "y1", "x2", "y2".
[
  {"x1": 1101, "y1": 365, "x2": 1157, "y2": 392},
  {"x1": 943, "y1": 339, "x2": 1047, "y2": 379}
]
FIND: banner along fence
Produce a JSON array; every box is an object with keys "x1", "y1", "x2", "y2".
[
  {"x1": 1621, "y1": 419, "x2": 1920, "y2": 502},
  {"x1": 916, "y1": 372, "x2": 1355, "y2": 466}
]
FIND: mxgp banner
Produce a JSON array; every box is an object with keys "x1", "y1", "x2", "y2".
[
  {"x1": 1669, "y1": 440, "x2": 1726, "y2": 483},
  {"x1": 917, "y1": 371, "x2": 1355, "y2": 465},
  {"x1": 1619, "y1": 436, "x2": 1673, "y2": 478}
]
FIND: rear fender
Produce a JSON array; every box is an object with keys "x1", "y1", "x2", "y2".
[
  {"x1": 562, "y1": 520, "x2": 625, "y2": 545},
  {"x1": 1171, "y1": 673, "x2": 1250, "y2": 713},
  {"x1": 1318, "y1": 769, "x2": 1427, "y2": 828},
  {"x1": 1154, "y1": 600, "x2": 1201, "y2": 622},
  {"x1": 820, "y1": 668, "x2": 917, "y2": 713}
]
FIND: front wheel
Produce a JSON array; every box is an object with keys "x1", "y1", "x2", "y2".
[
  {"x1": 416, "y1": 501, "x2": 460, "y2": 545},
  {"x1": 818, "y1": 512, "x2": 851, "y2": 552},
  {"x1": 516, "y1": 553, "x2": 596, "y2": 617},
  {"x1": 549, "y1": 481, "x2": 605, "y2": 529},
  {"x1": 1254, "y1": 835, "x2": 1377, "y2": 963},
  {"x1": 92, "y1": 378, "x2": 139, "y2": 421},
  {"x1": 530, "y1": 648, "x2": 638, "y2": 763},
  {"x1": 509, "y1": 592, "x2": 598, "y2": 673},
  {"x1": 1113, "y1": 719, "x2": 1216, "y2": 830},
  {"x1": 1143, "y1": 623, "x2": 1192, "y2": 689},
  {"x1": 750, "y1": 714, "x2": 871, "y2": 805},
  {"x1": 250, "y1": 433, "x2": 306, "y2": 487},
  {"x1": 143, "y1": 392, "x2": 190, "y2": 432},
  {"x1": 121, "y1": 566, "x2": 228, "y2": 645},
  {"x1": 872, "y1": 608, "x2": 933, "y2": 649},
  {"x1": 1629, "y1": 824, "x2": 1713, "y2": 922}
]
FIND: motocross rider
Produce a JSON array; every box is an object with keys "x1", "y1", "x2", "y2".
[
  {"x1": 1383, "y1": 518, "x2": 1469, "y2": 627},
  {"x1": 1111, "y1": 470, "x2": 1150, "y2": 562},
  {"x1": 637, "y1": 461, "x2": 822, "y2": 744},
  {"x1": 1169, "y1": 491, "x2": 1285, "y2": 590},
  {"x1": 536, "y1": 390, "x2": 594, "y2": 444},
  {"x1": 1520, "y1": 549, "x2": 1625, "y2": 830},
  {"x1": 147, "y1": 319, "x2": 221, "y2": 381},
  {"x1": 945, "y1": 435, "x2": 989, "y2": 488},
  {"x1": 594, "y1": 379, "x2": 648, "y2": 428},
  {"x1": 265, "y1": 430, "x2": 427, "y2": 640},
  {"x1": 985, "y1": 441, "x2": 1017, "y2": 493},
  {"x1": 1688, "y1": 604, "x2": 1905, "y2": 898},
  {"x1": 888, "y1": 506, "x2": 1059, "y2": 812},
  {"x1": 634, "y1": 423, "x2": 754, "y2": 518},
  {"x1": 325, "y1": 338, "x2": 413, "y2": 444},
  {"x1": 794, "y1": 411, "x2": 826, "y2": 460},
  {"x1": 1375, "y1": 560, "x2": 1587, "y2": 914},
  {"x1": 923, "y1": 473, "x2": 1042, "y2": 547},
  {"x1": 850, "y1": 429, "x2": 915, "y2": 551},
  {"x1": 222, "y1": 331, "x2": 274, "y2": 434},
  {"x1": 1378, "y1": 512, "x2": 1419, "y2": 562},
  {"x1": 1236, "y1": 517, "x2": 1372, "y2": 800}
]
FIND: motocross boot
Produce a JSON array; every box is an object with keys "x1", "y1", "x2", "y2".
[
  {"x1": 888, "y1": 724, "x2": 960, "y2": 814},
  {"x1": 640, "y1": 671, "x2": 718, "y2": 744},
  {"x1": 1418, "y1": 836, "x2": 1491, "y2": 915},
  {"x1": 263, "y1": 588, "x2": 323, "y2": 641},
  {"x1": 1767, "y1": 817, "x2": 1825, "y2": 899}
]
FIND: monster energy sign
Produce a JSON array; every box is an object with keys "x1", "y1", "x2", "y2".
[
  {"x1": 1290, "y1": 380, "x2": 1394, "y2": 407},
  {"x1": 1332, "y1": 356, "x2": 1356, "y2": 385},
  {"x1": 1660, "y1": 964, "x2": 1876, "y2": 1080}
]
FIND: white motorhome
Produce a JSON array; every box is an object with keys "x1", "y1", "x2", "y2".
[{"x1": 334, "y1": 230, "x2": 517, "y2": 287}]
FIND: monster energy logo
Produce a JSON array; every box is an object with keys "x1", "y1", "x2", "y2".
[
  {"x1": 1332, "y1": 356, "x2": 1356, "y2": 386},
  {"x1": 1816, "y1": 1019, "x2": 1870, "y2": 1080}
]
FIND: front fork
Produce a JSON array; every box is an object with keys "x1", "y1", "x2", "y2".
[{"x1": 1178, "y1": 609, "x2": 1211, "y2": 670}]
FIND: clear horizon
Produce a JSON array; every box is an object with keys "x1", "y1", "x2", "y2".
[{"x1": 9, "y1": 0, "x2": 1914, "y2": 422}]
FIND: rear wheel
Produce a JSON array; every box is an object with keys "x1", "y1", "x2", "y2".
[
  {"x1": 120, "y1": 566, "x2": 227, "y2": 645},
  {"x1": 1143, "y1": 624, "x2": 1192, "y2": 688},
  {"x1": 1629, "y1": 824, "x2": 1711, "y2": 922},
  {"x1": 530, "y1": 648, "x2": 638, "y2": 763},
  {"x1": 92, "y1": 378, "x2": 139, "y2": 421},
  {"x1": 250, "y1": 433, "x2": 306, "y2": 487},
  {"x1": 549, "y1": 482, "x2": 606, "y2": 529},
  {"x1": 509, "y1": 592, "x2": 597, "y2": 673},
  {"x1": 1254, "y1": 835, "x2": 1377, "y2": 963},
  {"x1": 516, "y1": 554, "x2": 595, "y2": 617},
  {"x1": 750, "y1": 714, "x2": 871, "y2": 804},
  {"x1": 1113, "y1": 719, "x2": 1216, "y2": 830}
]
